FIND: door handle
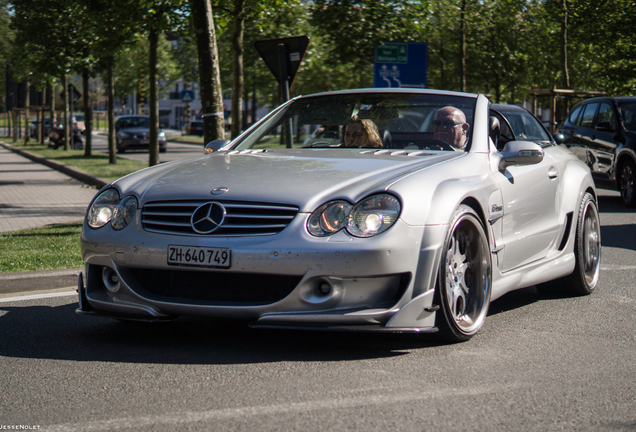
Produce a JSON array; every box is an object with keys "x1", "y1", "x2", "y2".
[{"x1": 548, "y1": 167, "x2": 558, "y2": 179}]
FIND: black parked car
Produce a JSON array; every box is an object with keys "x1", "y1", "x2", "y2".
[
  {"x1": 115, "y1": 115, "x2": 167, "y2": 153},
  {"x1": 556, "y1": 97, "x2": 636, "y2": 207},
  {"x1": 189, "y1": 120, "x2": 203, "y2": 136}
]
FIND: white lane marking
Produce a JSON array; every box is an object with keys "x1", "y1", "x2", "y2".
[
  {"x1": 47, "y1": 385, "x2": 519, "y2": 432},
  {"x1": 0, "y1": 291, "x2": 76, "y2": 303},
  {"x1": 600, "y1": 265, "x2": 636, "y2": 271}
]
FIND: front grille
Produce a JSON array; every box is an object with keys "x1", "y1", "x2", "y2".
[
  {"x1": 126, "y1": 268, "x2": 302, "y2": 306},
  {"x1": 141, "y1": 200, "x2": 299, "y2": 236}
]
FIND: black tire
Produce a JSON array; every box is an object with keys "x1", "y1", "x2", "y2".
[
  {"x1": 619, "y1": 159, "x2": 636, "y2": 207},
  {"x1": 434, "y1": 205, "x2": 492, "y2": 343},
  {"x1": 116, "y1": 146, "x2": 125, "y2": 154},
  {"x1": 537, "y1": 192, "x2": 601, "y2": 296},
  {"x1": 159, "y1": 146, "x2": 167, "y2": 153}
]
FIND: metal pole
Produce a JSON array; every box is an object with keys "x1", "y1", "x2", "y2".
[{"x1": 277, "y1": 43, "x2": 292, "y2": 148}]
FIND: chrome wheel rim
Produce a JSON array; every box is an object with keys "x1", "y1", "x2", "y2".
[
  {"x1": 445, "y1": 217, "x2": 491, "y2": 334},
  {"x1": 582, "y1": 200, "x2": 601, "y2": 287},
  {"x1": 621, "y1": 164, "x2": 634, "y2": 204}
]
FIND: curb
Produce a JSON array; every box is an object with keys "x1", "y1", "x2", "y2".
[
  {"x1": 0, "y1": 268, "x2": 83, "y2": 295},
  {"x1": 0, "y1": 141, "x2": 110, "y2": 189}
]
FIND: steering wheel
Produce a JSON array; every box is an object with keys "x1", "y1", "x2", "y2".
[{"x1": 421, "y1": 139, "x2": 456, "y2": 151}]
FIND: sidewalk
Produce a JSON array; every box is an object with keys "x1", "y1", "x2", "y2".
[
  {"x1": 1, "y1": 143, "x2": 100, "y2": 294},
  {"x1": 0, "y1": 144, "x2": 99, "y2": 232}
]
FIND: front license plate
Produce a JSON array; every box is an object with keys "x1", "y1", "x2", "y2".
[
  {"x1": 168, "y1": 245, "x2": 231, "y2": 268},
  {"x1": 139, "y1": 140, "x2": 149, "y2": 145}
]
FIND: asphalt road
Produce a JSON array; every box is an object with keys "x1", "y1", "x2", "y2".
[
  {"x1": 1, "y1": 190, "x2": 635, "y2": 432},
  {"x1": 90, "y1": 132, "x2": 205, "y2": 163}
]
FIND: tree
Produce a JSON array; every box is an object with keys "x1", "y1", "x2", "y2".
[
  {"x1": 310, "y1": 0, "x2": 425, "y2": 89},
  {"x1": 0, "y1": 0, "x2": 13, "y2": 112},
  {"x1": 11, "y1": 0, "x2": 93, "y2": 150},
  {"x1": 139, "y1": 0, "x2": 190, "y2": 166},
  {"x1": 84, "y1": 0, "x2": 143, "y2": 162},
  {"x1": 189, "y1": 0, "x2": 225, "y2": 142}
]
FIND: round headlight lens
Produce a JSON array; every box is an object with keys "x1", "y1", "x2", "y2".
[
  {"x1": 346, "y1": 194, "x2": 401, "y2": 237},
  {"x1": 307, "y1": 201, "x2": 352, "y2": 236},
  {"x1": 87, "y1": 189, "x2": 119, "y2": 228},
  {"x1": 111, "y1": 196, "x2": 138, "y2": 230}
]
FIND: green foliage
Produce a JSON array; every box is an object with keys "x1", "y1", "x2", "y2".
[
  {"x1": 113, "y1": 34, "x2": 183, "y2": 102},
  {"x1": 10, "y1": 0, "x2": 94, "y2": 83},
  {"x1": 310, "y1": 0, "x2": 426, "y2": 88},
  {"x1": 4, "y1": 0, "x2": 635, "y2": 127}
]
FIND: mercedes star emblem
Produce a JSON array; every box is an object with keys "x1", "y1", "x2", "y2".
[{"x1": 191, "y1": 202, "x2": 226, "y2": 234}]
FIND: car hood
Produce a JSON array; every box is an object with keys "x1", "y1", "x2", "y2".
[{"x1": 113, "y1": 149, "x2": 462, "y2": 212}]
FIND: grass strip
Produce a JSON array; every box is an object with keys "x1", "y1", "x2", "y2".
[
  {"x1": 0, "y1": 223, "x2": 84, "y2": 273},
  {"x1": 170, "y1": 135, "x2": 205, "y2": 144},
  {"x1": 0, "y1": 139, "x2": 147, "y2": 181}
]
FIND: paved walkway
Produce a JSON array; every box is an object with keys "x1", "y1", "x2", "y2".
[{"x1": 0, "y1": 144, "x2": 98, "y2": 233}]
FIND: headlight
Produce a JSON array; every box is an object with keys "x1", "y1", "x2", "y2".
[
  {"x1": 111, "y1": 196, "x2": 138, "y2": 230},
  {"x1": 159, "y1": 131, "x2": 166, "y2": 140},
  {"x1": 118, "y1": 132, "x2": 131, "y2": 139},
  {"x1": 347, "y1": 195, "x2": 400, "y2": 237},
  {"x1": 87, "y1": 189, "x2": 138, "y2": 230},
  {"x1": 307, "y1": 201, "x2": 352, "y2": 236},
  {"x1": 307, "y1": 194, "x2": 400, "y2": 238}
]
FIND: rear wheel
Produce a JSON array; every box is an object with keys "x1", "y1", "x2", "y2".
[
  {"x1": 435, "y1": 205, "x2": 492, "y2": 343},
  {"x1": 538, "y1": 192, "x2": 600, "y2": 296},
  {"x1": 619, "y1": 159, "x2": 636, "y2": 207}
]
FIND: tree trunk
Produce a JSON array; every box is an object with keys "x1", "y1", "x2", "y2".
[
  {"x1": 24, "y1": 80, "x2": 30, "y2": 145},
  {"x1": 189, "y1": 0, "x2": 225, "y2": 143},
  {"x1": 459, "y1": 0, "x2": 467, "y2": 92},
  {"x1": 231, "y1": 0, "x2": 245, "y2": 139},
  {"x1": 83, "y1": 68, "x2": 92, "y2": 157},
  {"x1": 62, "y1": 74, "x2": 70, "y2": 151},
  {"x1": 49, "y1": 81, "x2": 55, "y2": 129},
  {"x1": 148, "y1": 27, "x2": 159, "y2": 167},
  {"x1": 560, "y1": 0, "x2": 570, "y2": 89},
  {"x1": 107, "y1": 56, "x2": 117, "y2": 164}
]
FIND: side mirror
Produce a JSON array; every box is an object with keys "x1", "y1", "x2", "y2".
[
  {"x1": 499, "y1": 141, "x2": 544, "y2": 172},
  {"x1": 553, "y1": 133, "x2": 566, "y2": 144},
  {"x1": 595, "y1": 121, "x2": 614, "y2": 132},
  {"x1": 204, "y1": 139, "x2": 230, "y2": 154}
]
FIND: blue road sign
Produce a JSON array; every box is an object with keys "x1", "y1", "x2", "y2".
[
  {"x1": 181, "y1": 90, "x2": 194, "y2": 103},
  {"x1": 374, "y1": 42, "x2": 428, "y2": 89}
]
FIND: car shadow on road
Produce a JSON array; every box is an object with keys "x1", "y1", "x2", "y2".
[
  {"x1": 597, "y1": 193, "x2": 636, "y2": 251},
  {"x1": 0, "y1": 301, "x2": 452, "y2": 365}
]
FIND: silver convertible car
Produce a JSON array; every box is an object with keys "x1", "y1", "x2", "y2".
[{"x1": 77, "y1": 89, "x2": 601, "y2": 342}]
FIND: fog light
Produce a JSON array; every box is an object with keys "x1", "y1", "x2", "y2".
[
  {"x1": 318, "y1": 281, "x2": 332, "y2": 295},
  {"x1": 102, "y1": 267, "x2": 120, "y2": 293}
]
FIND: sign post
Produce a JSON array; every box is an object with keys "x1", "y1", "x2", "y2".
[
  {"x1": 255, "y1": 35, "x2": 310, "y2": 148},
  {"x1": 374, "y1": 42, "x2": 428, "y2": 89}
]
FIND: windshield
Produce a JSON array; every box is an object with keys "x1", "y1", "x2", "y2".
[
  {"x1": 118, "y1": 117, "x2": 150, "y2": 129},
  {"x1": 618, "y1": 101, "x2": 636, "y2": 131},
  {"x1": 234, "y1": 93, "x2": 477, "y2": 151},
  {"x1": 494, "y1": 108, "x2": 552, "y2": 144}
]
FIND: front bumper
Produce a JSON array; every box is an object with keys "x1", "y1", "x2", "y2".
[{"x1": 78, "y1": 216, "x2": 447, "y2": 332}]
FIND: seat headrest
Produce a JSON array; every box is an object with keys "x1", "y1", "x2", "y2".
[{"x1": 489, "y1": 116, "x2": 501, "y2": 149}]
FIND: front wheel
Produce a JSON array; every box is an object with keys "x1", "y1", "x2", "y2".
[{"x1": 435, "y1": 205, "x2": 492, "y2": 343}]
